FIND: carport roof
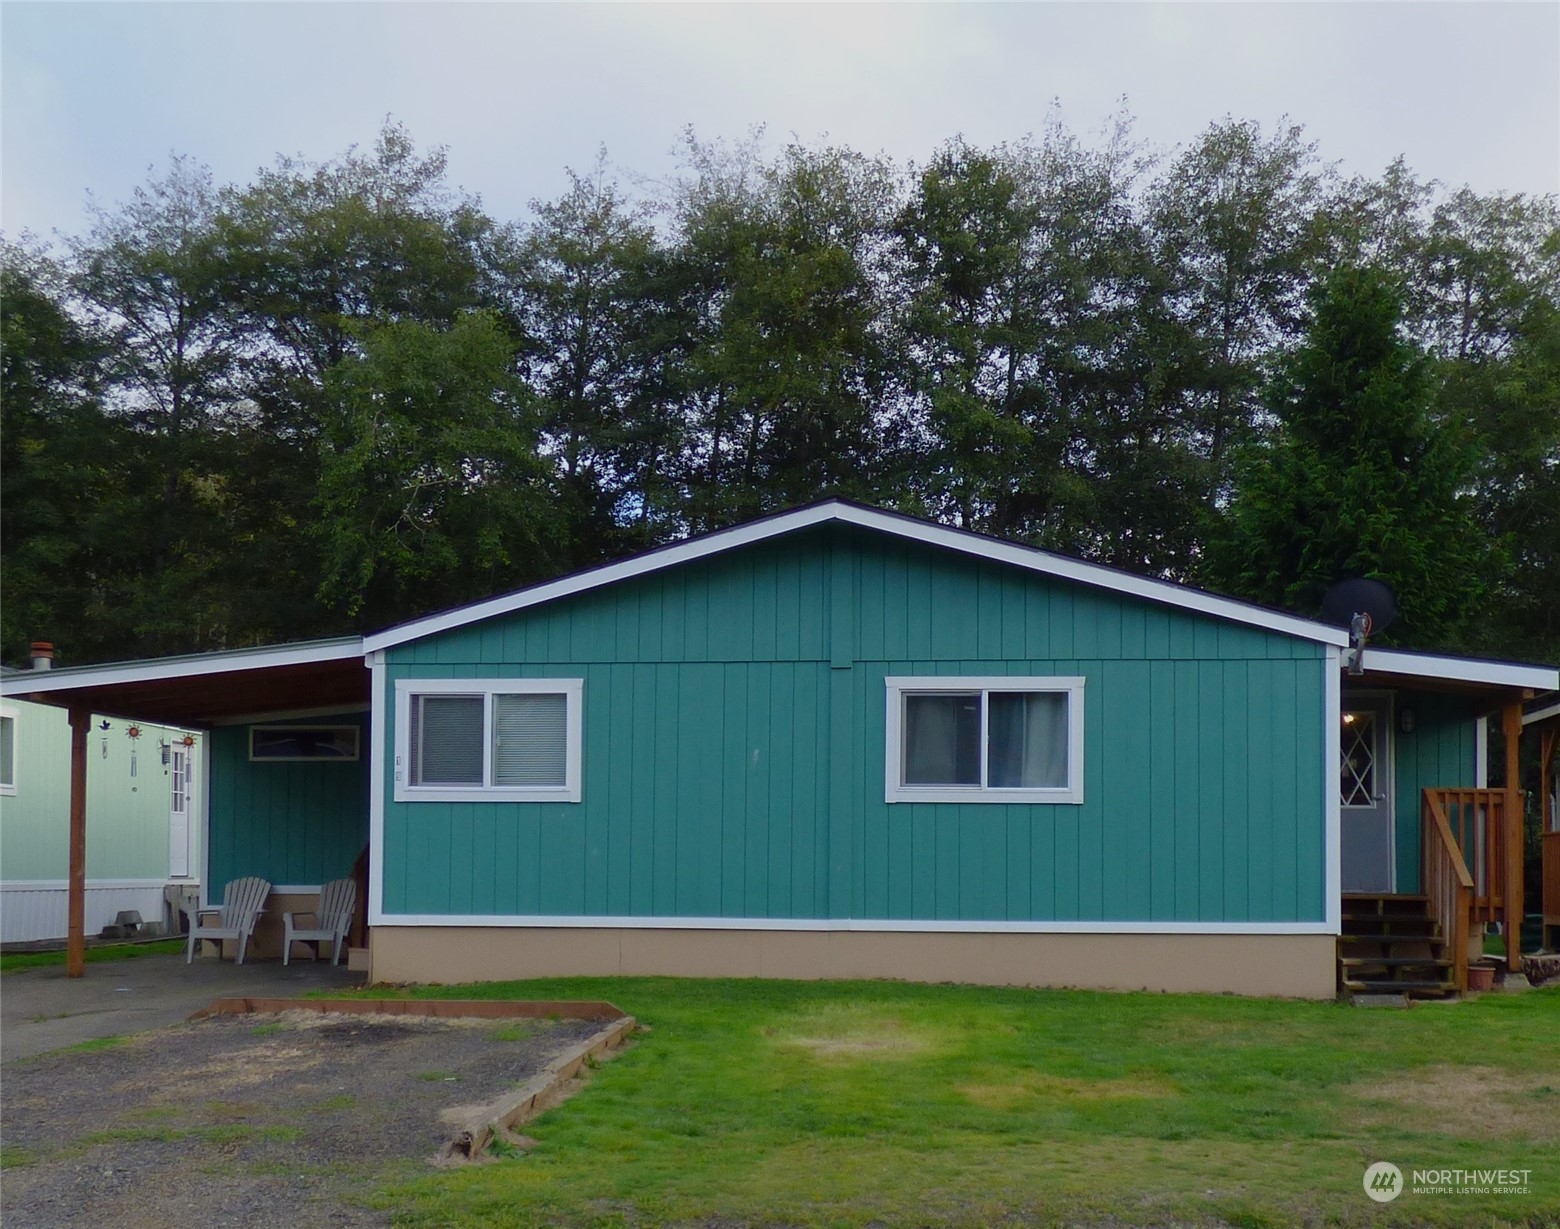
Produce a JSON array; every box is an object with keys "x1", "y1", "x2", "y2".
[{"x1": 0, "y1": 637, "x2": 368, "y2": 728}]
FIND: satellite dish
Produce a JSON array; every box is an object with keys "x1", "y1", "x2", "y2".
[{"x1": 1320, "y1": 578, "x2": 1397, "y2": 635}]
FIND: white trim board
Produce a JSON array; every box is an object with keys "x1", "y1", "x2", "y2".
[
  {"x1": 1324, "y1": 646, "x2": 1342, "y2": 930},
  {"x1": 367, "y1": 911, "x2": 1333, "y2": 935},
  {"x1": 883, "y1": 675, "x2": 1086, "y2": 805},
  {"x1": 392, "y1": 677, "x2": 584, "y2": 804},
  {"x1": 363, "y1": 501, "x2": 1353, "y2": 653},
  {"x1": 1360, "y1": 649, "x2": 1558, "y2": 691},
  {"x1": 368, "y1": 652, "x2": 387, "y2": 926},
  {"x1": 0, "y1": 878, "x2": 175, "y2": 890},
  {"x1": 1524, "y1": 699, "x2": 1560, "y2": 727},
  {"x1": 1, "y1": 637, "x2": 365, "y2": 699},
  {"x1": 212, "y1": 704, "x2": 370, "y2": 727}
]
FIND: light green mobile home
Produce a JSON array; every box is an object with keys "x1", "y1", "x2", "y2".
[{"x1": 0, "y1": 695, "x2": 202, "y2": 942}]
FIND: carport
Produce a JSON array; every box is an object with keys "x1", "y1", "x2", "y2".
[{"x1": 1, "y1": 637, "x2": 370, "y2": 975}]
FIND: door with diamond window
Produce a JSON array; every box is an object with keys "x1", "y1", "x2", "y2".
[{"x1": 1340, "y1": 696, "x2": 1394, "y2": 892}]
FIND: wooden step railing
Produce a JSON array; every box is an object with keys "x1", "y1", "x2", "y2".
[
  {"x1": 1424, "y1": 788, "x2": 1511, "y2": 923},
  {"x1": 1422, "y1": 790, "x2": 1475, "y2": 994}
]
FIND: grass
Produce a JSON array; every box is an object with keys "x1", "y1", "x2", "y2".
[
  {"x1": 0, "y1": 938, "x2": 184, "y2": 973},
  {"x1": 63, "y1": 1034, "x2": 125, "y2": 1053},
  {"x1": 360, "y1": 977, "x2": 1560, "y2": 1229}
]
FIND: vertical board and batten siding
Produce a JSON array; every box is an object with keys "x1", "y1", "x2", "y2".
[
  {"x1": 207, "y1": 713, "x2": 371, "y2": 897},
  {"x1": 380, "y1": 525, "x2": 1330, "y2": 924},
  {"x1": 1391, "y1": 691, "x2": 1478, "y2": 894}
]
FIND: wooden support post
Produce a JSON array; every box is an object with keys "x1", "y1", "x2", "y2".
[
  {"x1": 1502, "y1": 702, "x2": 1524, "y2": 972},
  {"x1": 67, "y1": 706, "x2": 91, "y2": 978},
  {"x1": 1542, "y1": 727, "x2": 1556, "y2": 952}
]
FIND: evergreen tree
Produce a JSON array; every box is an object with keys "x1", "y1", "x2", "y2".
[{"x1": 1207, "y1": 265, "x2": 1500, "y2": 646}]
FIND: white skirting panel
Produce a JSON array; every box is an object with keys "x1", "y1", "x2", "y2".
[{"x1": 0, "y1": 881, "x2": 175, "y2": 943}]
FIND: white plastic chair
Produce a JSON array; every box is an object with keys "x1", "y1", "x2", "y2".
[
  {"x1": 282, "y1": 878, "x2": 357, "y2": 966},
  {"x1": 186, "y1": 876, "x2": 271, "y2": 964}
]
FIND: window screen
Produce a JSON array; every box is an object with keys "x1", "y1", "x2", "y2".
[
  {"x1": 987, "y1": 691, "x2": 1068, "y2": 788},
  {"x1": 492, "y1": 693, "x2": 568, "y2": 787},
  {"x1": 903, "y1": 693, "x2": 981, "y2": 785},
  {"x1": 412, "y1": 695, "x2": 484, "y2": 785}
]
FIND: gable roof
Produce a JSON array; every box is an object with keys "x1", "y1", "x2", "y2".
[{"x1": 363, "y1": 500, "x2": 1352, "y2": 653}]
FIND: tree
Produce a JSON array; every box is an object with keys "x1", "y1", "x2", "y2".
[
  {"x1": 314, "y1": 311, "x2": 561, "y2": 625},
  {"x1": 1207, "y1": 265, "x2": 1499, "y2": 647},
  {"x1": 66, "y1": 158, "x2": 254, "y2": 652},
  {"x1": 0, "y1": 241, "x2": 137, "y2": 662},
  {"x1": 499, "y1": 155, "x2": 662, "y2": 564},
  {"x1": 1146, "y1": 120, "x2": 1331, "y2": 488},
  {"x1": 666, "y1": 133, "x2": 902, "y2": 529}
]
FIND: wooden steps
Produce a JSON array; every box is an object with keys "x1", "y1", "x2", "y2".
[{"x1": 1339, "y1": 893, "x2": 1457, "y2": 999}]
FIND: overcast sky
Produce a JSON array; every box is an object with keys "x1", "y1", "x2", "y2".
[{"x1": 3, "y1": 2, "x2": 1557, "y2": 242}]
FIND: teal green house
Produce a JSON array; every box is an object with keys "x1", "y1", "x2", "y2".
[{"x1": 7, "y1": 503, "x2": 1555, "y2": 994}]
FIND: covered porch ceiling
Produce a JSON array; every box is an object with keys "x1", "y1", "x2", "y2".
[{"x1": 0, "y1": 638, "x2": 369, "y2": 727}]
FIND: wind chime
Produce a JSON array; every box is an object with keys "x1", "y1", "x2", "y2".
[{"x1": 125, "y1": 723, "x2": 143, "y2": 778}]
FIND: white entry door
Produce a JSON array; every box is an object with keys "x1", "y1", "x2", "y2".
[{"x1": 169, "y1": 745, "x2": 192, "y2": 878}]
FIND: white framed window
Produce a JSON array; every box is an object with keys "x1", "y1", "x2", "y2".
[
  {"x1": 0, "y1": 703, "x2": 16, "y2": 795},
  {"x1": 393, "y1": 678, "x2": 583, "y2": 803},
  {"x1": 884, "y1": 676, "x2": 1085, "y2": 804},
  {"x1": 249, "y1": 725, "x2": 360, "y2": 762}
]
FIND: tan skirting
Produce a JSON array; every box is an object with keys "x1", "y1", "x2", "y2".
[{"x1": 369, "y1": 926, "x2": 1337, "y2": 998}]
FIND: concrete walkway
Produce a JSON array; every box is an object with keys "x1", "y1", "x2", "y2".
[{"x1": 2, "y1": 953, "x2": 364, "y2": 1064}]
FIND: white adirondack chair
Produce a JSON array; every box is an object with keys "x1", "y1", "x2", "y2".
[
  {"x1": 282, "y1": 878, "x2": 357, "y2": 966},
  {"x1": 186, "y1": 876, "x2": 271, "y2": 964}
]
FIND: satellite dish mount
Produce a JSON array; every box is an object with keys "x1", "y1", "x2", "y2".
[
  {"x1": 1347, "y1": 612, "x2": 1373, "y2": 676},
  {"x1": 1320, "y1": 579, "x2": 1398, "y2": 678}
]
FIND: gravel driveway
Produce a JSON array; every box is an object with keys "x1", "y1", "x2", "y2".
[{"x1": 2, "y1": 1010, "x2": 607, "y2": 1227}]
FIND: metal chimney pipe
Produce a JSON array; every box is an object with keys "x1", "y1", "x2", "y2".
[{"x1": 30, "y1": 641, "x2": 55, "y2": 671}]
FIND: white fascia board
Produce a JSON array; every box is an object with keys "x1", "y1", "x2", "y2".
[
  {"x1": 366, "y1": 911, "x2": 1332, "y2": 934},
  {"x1": 0, "y1": 638, "x2": 366, "y2": 698},
  {"x1": 1361, "y1": 649, "x2": 1559, "y2": 691},
  {"x1": 1523, "y1": 699, "x2": 1560, "y2": 727},
  {"x1": 363, "y1": 504, "x2": 838, "y2": 652},
  {"x1": 363, "y1": 501, "x2": 1349, "y2": 653},
  {"x1": 840, "y1": 507, "x2": 1349, "y2": 646}
]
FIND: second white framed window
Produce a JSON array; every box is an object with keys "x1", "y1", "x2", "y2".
[
  {"x1": 394, "y1": 678, "x2": 583, "y2": 803},
  {"x1": 884, "y1": 676, "x2": 1085, "y2": 804}
]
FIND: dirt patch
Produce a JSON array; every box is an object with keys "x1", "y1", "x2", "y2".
[
  {"x1": 0, "y1": 1010, "x2": 607, "y2": 1228},
  {"x1": 958, "y1": 1070, "x2": 1178, "y2": 1110},
  {"x1": 1345, "y1": 1064, "x2": 1560, "y2": 1142}
]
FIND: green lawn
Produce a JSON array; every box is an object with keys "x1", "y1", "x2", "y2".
[
  {"x1": 350, "y1": 977, "x2": 1560, "y2": 1228},
  {"x1": 0, "y1": 938, "x2": 184, "y2": 973}
]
